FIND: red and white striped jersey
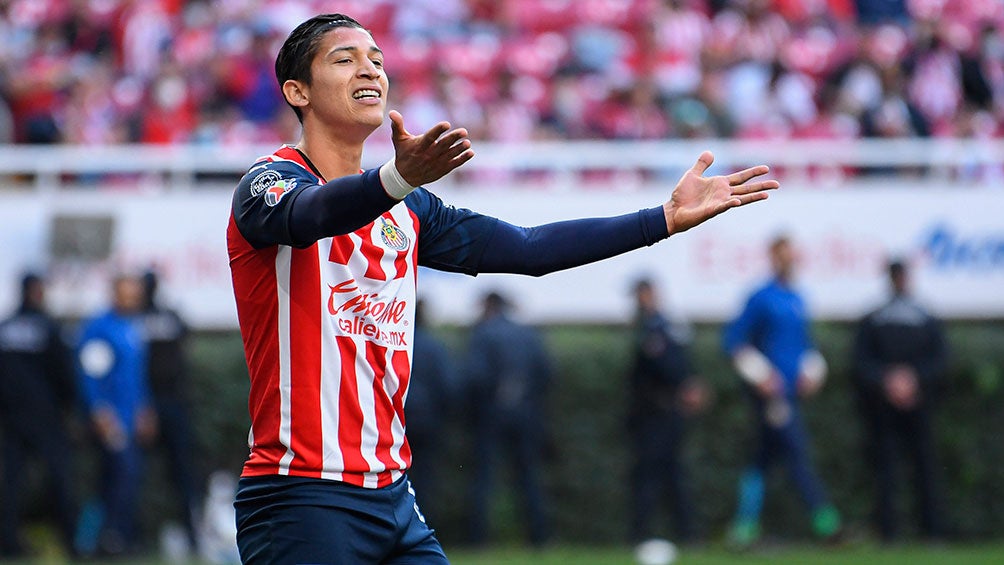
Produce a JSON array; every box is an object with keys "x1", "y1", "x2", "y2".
[{"x1": 227, "y1": 146, "x2": 495, "y2": 488}]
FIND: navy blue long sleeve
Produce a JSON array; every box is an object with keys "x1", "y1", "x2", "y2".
[
  {"x1": 233, "y1": 151, "x2": 671, "y2": 275},
  {"x1": 476, "y1": 207, "x2": 669, "y2": 276},
  {"x1": 286, "y1": 168, "x2": 398, "y2": 246},
  {"x1": 233, "y1": 158, "x2": 398, "y2": 249}
]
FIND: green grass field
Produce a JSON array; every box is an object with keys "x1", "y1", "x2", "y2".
[
  {"x1": 10, "y1": 543, "x2": 998, "y2": 565},
  {"x1": 447, "y1": 543, "x2": 1004, "y2": 565}
]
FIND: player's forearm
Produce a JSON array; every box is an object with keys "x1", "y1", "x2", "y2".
[
  {"x1": 287, "y1": 168, "x2": 399, "y2": 243},
  {"x1": 476, "y1": 207, "x2": 669, "y2": 276}
]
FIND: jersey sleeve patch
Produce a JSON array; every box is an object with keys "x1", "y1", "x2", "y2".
[
  {"x1": 250, "y1": 169, "x2": 297, "y2": 206},
  {"x1": 233, "y1": 160, "x2": 316, "y2": 248}
]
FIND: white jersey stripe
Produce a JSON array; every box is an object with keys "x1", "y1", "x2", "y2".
[
  {"x1": 275, "y1": 245, "x2": 295, "y2": 475},
  {"x1": 345, "y1": 231, "x2": 375, "y2": 285}
]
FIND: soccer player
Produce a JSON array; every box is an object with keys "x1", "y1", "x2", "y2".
[
  {"x1": 723, "y1": 235, "x2": 841, "y2": 549},
  {"x1": 76, "y1": 274, "x2": 158, "y2": 557},
  {"x1": 227, "y1": 13, "x2": 778, "y2": 564}
]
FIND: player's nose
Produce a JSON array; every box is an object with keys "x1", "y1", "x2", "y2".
[{"x1": 357, "y1": 60, "x2": 381, "y2": 79}]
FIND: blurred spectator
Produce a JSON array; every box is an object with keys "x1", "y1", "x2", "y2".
[
  {"x1": 464, "y1": 291, "x2": 552, "y2": 548},
  {"x1": 404, "y1": 298, "x2": 459, "y2": 528},
  {"x1": 855, "y1": 0, "x2": 909, "y2": 25},
  {"x1": 626, "y1": 278, "x2": 708, "y2": 548},
  {"x1": 75, "y1": 273, "x2": 157, "y2": 558},
  {"x1": 0, "y1": 273, "x2": 78, "y2": 558},
  {"x1": 0, "y1": 0, "x2": 998, "y2": 151},
  {"x1": 141, "y1": 270, "x2": 202, "y2": 556},
  {"x1": 722, "y1": 235, "x2": 842, "y2": 549},
  {"x1": 853, "y1": 258, "x2": 948, "y2": 542}
]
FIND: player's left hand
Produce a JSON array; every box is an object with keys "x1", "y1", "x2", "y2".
[
  {"x1": 663, "y1": 151, "x2": 778, "y2": 235},
  {"x1": 797, "y1": 373, "x2": 824, "y2": 397}
]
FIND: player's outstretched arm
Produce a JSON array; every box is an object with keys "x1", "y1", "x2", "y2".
[
  {"x1": 663, "y1": 151, "x2": 778, "y2": 235},
  {"x1": 388, "y1": 110, "x2": 474, "y2": 187}
]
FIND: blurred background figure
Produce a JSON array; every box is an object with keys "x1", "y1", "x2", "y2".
[
  {"x1": 404, "y1": 298, "x2": 459, "y2": 528},
  {"x1": 75, "y1": 273, "x2": 157, "y2": 558},
  {"x1": 626, "y1": 277, "x2": 708, "y2": 549},
  {"x1": 141, "y1": 270, "x2": 202, "y2": 557},
  {"x1": 0, "y1": 272, "x2": 78, "y2": 559},
  {"x1": 853, "y1": 258, "x2": 949, "y2": 543},
  {"x1": 722, "y1": 235, "x2": 841, "y2": 549},
  {"x1": 464, "y1": 291, "x2": 552, "y2": 548}
]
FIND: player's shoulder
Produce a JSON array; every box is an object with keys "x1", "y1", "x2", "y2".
[{"x1": 236, "y1": 149, "x2": 318, "y2": 198}]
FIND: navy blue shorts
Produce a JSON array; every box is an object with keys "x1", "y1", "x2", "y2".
[{"x1": 234, "y1": 474, "x2": 448, "y2": 564}]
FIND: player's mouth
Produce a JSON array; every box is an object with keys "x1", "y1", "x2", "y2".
[{"x1": 352, "y1": 88, "x2": 382, "y2": 104}]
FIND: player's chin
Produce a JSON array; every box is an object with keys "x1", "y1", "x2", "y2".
[{"x1": 357, "y1": 106, "x2": 386, "y2": 127}]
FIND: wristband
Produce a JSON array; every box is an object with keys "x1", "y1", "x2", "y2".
[
  {"x1": 799, "y1": 349, "x2": 828, "y2": 385},
  {"x1": 379, "y1": 159, "x2": 418, "y2": 200},
  {"x1": 733, "y1": 347, "x2": 773, "y2": 385}
]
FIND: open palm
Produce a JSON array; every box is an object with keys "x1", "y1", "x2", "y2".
[{"x1": 663, "y1": 151, "x2": 779, "y2": 235}]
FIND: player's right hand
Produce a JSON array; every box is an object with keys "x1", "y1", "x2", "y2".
[
  {"x1": 93, "y1": 406, "x2": 127, "y2": 451},
  {"x1": 389, "y1": 110, "x2": 474, "y2": 186},
  {"x1": 756, "y1": 374, "x2": 784, "y2": 399}
]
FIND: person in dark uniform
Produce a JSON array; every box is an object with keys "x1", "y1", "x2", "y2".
[
  {"x1": 403, "y1": 299, "x2": 458, "y2": 528},
  {"x1": 854, "y1": 258, "x2": 948, "y2": 542},
  {"x1": 0, "y1": 272, "x2": 78, "y2": 558},
  {"x1": 627, "y1": 277, "x2": 708, "y2": 548},
  {"x1": 141, "y1": 270, "x2": 202, "y2": 554},
  {"x1": 464, "y1": 291, "x2": 553, "y2": 548}
]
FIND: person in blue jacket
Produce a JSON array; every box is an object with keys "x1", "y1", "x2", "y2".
[
  {"x1": 722, "y1": 235, "x2": 841, "y2": 549},
  {"x1": 76, "y1": 274, "x2": 158, "y2": 557}
]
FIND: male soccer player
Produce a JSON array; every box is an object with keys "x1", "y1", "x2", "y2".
[
  {"x1": 227, "y1": 13, "x2": 777, "y2": 564},
  {"x1": 723, "y1": 235, "x2": 841, "y2": 549}
]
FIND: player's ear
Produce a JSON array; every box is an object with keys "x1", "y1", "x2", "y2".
[{"x1": 282, "y1": 79, "x2": 309, "y2": 110}]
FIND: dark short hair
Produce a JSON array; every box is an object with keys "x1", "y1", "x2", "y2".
[
  {"x1": 483, "y1": 291, "x2": 510, "y2": 311},
  {"x1": 631, "y1": 277, "x2": 654, "y2": 295},
  {"x1": 888, "y1": 258, "x2": 907, "y2": 278},
  {"x1": 769, "y1": 234, "x2": 791, "y2": 252},
  {"x1": 274, "y1": 14, "x2": 368, "y2": 122},
  {"x1": 20, "y1": 271, "x2": 42, "y2": 300}
]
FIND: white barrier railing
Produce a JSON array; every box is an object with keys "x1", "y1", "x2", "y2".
[{"x1": 1, "y1": 138, "x2": 1002, "y2": 191}]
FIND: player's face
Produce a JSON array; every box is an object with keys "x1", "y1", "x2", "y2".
[
  {"x1": 113, "y1": 277, "x2": 144, "y2": 314},
  {"x1": 305, "y1": 26, "x2": 387, "y2": 137},
  {"x1": 770, "y1": 241, "x2": 796, "y2": 280}
]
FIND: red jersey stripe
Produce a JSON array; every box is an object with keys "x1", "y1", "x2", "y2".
[
  {"x1": 335, "y1": 336, "x2": 368, "y2": 487},
  {"x1": 365, "y1": 342, "x2": 397, "y2": 486},
  {"x1": 228, "y1": 215, "x2": 286, "y2": 476},
  {"x1": 390, "y1": 349, "x2": 412, "y2": 467},
  {"x1": 359, "y1": 220, "x2": 389, "y2": 280},
  {"x1": 328, "y1": 237, "x2": 355, "y2": 266}
]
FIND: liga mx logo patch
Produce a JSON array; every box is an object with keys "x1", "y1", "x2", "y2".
[
  {"x1": 379, "y1": 219, "x2": 410, "y2": 251},
  {"x1": 263, "y1": 178, "x2": 296, "y2": 207}
]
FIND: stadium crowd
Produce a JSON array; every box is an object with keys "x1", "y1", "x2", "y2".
[{"x1": 0, "y1": 0, "x2": 1001, "y2": 149}]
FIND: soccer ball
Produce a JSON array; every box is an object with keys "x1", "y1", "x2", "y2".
[{"x1": 634, "y1": 538, "x2": 678, "y2": 565}]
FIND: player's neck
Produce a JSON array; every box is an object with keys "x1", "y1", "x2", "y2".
[{"x1": 295, "y1": 135, "x2": 365, "y2": 180}]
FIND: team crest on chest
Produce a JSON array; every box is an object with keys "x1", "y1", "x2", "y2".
[{"x1": 378, "y1": 219, "x2": 410, "y2": 251}]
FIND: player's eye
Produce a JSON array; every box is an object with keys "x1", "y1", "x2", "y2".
[{"x1": 371, "y1": 59, "x2": 383, "y2": 68}]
